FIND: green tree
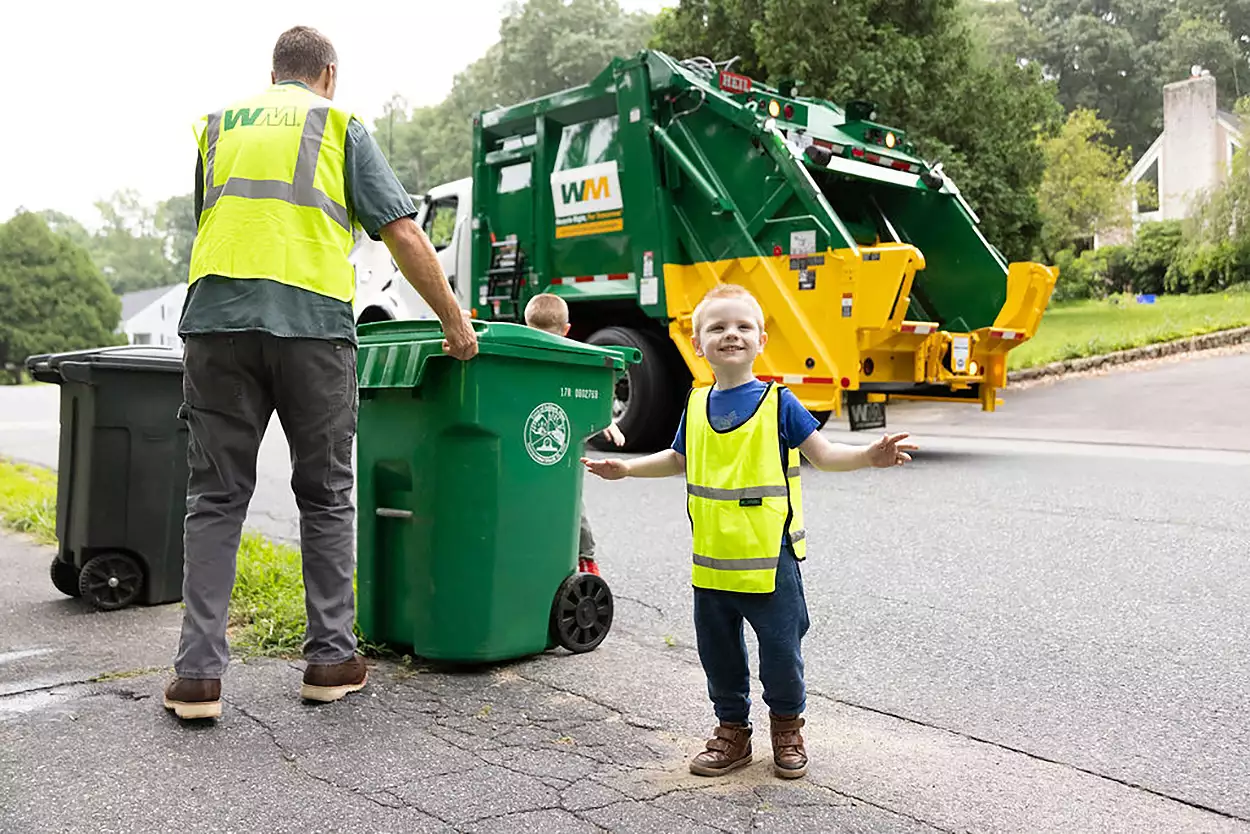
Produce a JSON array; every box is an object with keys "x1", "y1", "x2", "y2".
[
  {"x1": 649, "y1": 0, "x2": 1064, "y2": 261},
  {"x1": 90, "y1": 190, "x2": 178, "y2": 293},
  {"x1": 155, "y1": 193, "x2": 197, "y2": 282},
  {"x1": 376, "y1": 0, "x2": 656, "y2": 194},
  {"x1": 1038, "y1": 108, "x2": 1133, "y2": 255},
  {"x1": 0, "y1": 212, "x2": 123, "y2": 384}
]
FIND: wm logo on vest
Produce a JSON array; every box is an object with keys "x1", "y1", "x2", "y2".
[
  {"x1": 550, "y1": 162, "x2": 624, "y2": 239},
  {"x1": 223, "y1": 106, "x2": 299, "y2": 131}
]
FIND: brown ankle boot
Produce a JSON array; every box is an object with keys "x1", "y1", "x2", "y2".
[
  {"x1": 770, "y1": 713, "x2": 808, "y2": 778},
  {"x1": 163, "y1": 677, "x2": 222, "y2": 720},
  {"x1": 689, "y1": 721, "x2": 753, "y2": 776},
  {"x1": 300, "y1": 655, "x2": 368, "y2": 703}
]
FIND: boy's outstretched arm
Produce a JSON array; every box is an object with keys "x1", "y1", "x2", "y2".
[
  {"x1": 582, "y1": 449, "x2": 685, "y2": 480},
  {"x1": 798, "y1": 431, "x2": 917, "y2": 472}
]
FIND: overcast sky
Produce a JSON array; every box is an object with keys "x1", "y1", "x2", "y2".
[{"x1": 0, "y1": 0, "x2": 670, "y2": 226}]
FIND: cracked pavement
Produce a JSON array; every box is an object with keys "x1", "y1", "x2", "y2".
[{"x1": 3, "y1": 530, "x2": 1248, "y2": 833}]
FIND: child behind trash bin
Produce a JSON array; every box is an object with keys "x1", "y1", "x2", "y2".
[
  {"x1": 523, "y1": 293, "x2": 624, "y2": 576},
  {"x1": 581, "y1": 283, "x2": 916, "y2": 781}
]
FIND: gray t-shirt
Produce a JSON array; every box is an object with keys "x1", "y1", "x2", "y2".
[{"x1": 179, "y1": 81, "x2": 417, "y2": 344}]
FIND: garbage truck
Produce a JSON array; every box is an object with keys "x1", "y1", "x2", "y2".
[{"x1": 351, "y1": 49, "x2": 1058, "y2": 452}]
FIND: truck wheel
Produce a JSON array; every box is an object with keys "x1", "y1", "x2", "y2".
[
  {"x1": 811, "y1": 410, "x2": 832, "y2": 431},
  {"x1": 586, "y1": 326, "x2": 680, "y2": 452}
]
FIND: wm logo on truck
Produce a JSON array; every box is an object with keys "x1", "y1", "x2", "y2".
[
  {"x1": 551, "y1": 161, "x2": 624, "y2": 219},
  {"x1": 560, "y1": 176, "x2": 612, "y2": 204},
  {"x1": 223, "y1": 107, "x2": 299, "y2": 131}
]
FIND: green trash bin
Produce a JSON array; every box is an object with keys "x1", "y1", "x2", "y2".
[
  {"x1": 355, "y1": 319, "x2": 641, "y2": 663},
  {"x1": 25, "y1": 345, "x2": 189, "y2": 612}
]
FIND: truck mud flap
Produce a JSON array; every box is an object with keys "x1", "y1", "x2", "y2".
[{"x1": 845, "y1": 391, "x2": 886, "y2": 431}]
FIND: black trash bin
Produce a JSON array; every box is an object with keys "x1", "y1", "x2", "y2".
[{"x1": 25, "y1": 345, "x2": 189, "y2": 611}]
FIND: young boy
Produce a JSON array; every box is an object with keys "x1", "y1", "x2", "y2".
[
  {"x1": 524, "y1": 293, "x2": 625, "y2": 576},
  {"x1": 582, "y1": 284, "x2": 915, "y2": 779}
]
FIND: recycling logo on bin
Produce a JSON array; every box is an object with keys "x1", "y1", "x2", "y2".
[{"x1": 524, "y1": 402, "x2": 571, "y2": 466}]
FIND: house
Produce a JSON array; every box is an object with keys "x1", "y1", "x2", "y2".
[
  {"x1": 118, "y1": 284, "x2": 188, "y2": 348},
  {"x1": 1099, "y1": 69, "x2": 1243, "y2": 246}
]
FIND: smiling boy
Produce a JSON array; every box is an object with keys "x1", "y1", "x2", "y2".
[{"x1": 583, "y1": 283, "x2": 915, "y2": 779}]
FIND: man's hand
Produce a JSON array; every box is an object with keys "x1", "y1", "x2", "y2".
[
  {"x1": 441, "y1": 309, "x2": 478, "y2": 361},
  {"x1": 381, "y1": 218, "x2": 476, "y2": 360},
  {"x1": 865, "y1": 432, "x2": 918, "y2": 468},
  {"x1": 582, "y1": 457, "x2": 630, "y2": 480},
  {"x1": 602, "y1": 422, "x2": 626, "y2": 447}
]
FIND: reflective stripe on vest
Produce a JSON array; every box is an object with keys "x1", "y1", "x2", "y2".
[
  {"x1": 188, "y1": 84, "x2": 358, "y2": 303},
  {"x1": 685, "y1": 382, "x2": 807, "y2": 595},
  {"x1": 200, "y1": 106, "x2": 349, "y2": 231}
]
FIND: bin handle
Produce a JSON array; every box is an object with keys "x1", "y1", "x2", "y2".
[{"x1": 376, "y1": 508, "x2": 413, "y2": 520}]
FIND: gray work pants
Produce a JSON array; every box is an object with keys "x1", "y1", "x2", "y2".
[{"x1": 174, "y1": 332, "x2": 358, "y2": 679}]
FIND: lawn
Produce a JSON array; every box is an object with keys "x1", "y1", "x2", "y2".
[
  {"x1": 0, "y1": 456, "x2": 389, "y2": 660},
  {"x1": 1007, "y1": 291, "x2": 1250, "y2": 370}
]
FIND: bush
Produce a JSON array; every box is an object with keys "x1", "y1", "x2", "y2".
[
  {"x1": 1126, "y1": 220, "x2": 1184, "y2": 294},
  {"x1": 1053, "y1": 245, "x2": 1131, "y2": 301},
  {"x1": 1167, "y1": 238, "x2": 1250, "y2": 294}
]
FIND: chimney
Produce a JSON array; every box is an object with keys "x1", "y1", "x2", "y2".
[{"x1": 1160, "y1": 72, "x2": 1219, "y2": 220}]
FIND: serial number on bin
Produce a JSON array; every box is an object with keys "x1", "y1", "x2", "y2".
[{"x1": 560, "y1": 387, "x2": 600, "y2": 399}]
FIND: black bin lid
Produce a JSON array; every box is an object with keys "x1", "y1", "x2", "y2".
[{"x1": 26, "y1": 345, "x2": 184, "y2": 384}]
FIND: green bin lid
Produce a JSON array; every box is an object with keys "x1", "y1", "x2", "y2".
[
  {"x1": 26, "y1": 345, "x2": 184, "y2": 384},
  {"x1": 357, "y1": 319, "x2": 641, "y2": 390}
]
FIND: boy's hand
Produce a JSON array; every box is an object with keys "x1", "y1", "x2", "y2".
[
  {"x1": 582, "y1": 457, "x2": 630, "y2": 480},
  {"x1": 602, "y1": 422, "x2": 626, "y2": 447},
  {"x1": 866, "y1": 432, "x2": 918, "y2": 467}
]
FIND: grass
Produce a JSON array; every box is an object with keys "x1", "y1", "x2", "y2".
[
  {"x1": 0, "y1": 460, "x2": 58, "y2": 544},
  {"x1": 1008, "y1": 290, "x2": 1250, "y2": 370},
  {"x1": 0, "y1": 456, "x2": 395, "y2": 661}
]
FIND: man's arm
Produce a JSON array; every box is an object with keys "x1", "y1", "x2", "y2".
[{"x1": 380, "y1": 218, "x2": 477, "y2": 360}]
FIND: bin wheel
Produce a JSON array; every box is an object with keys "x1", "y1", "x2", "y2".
[
  {"x1": 550, "y1": 573, "x2": 614, "y2": 654},
  {"x1": 50, "y1": 557, "x2": 82, "y2": 598},
  {"x1": 78, "y1": 553, "x2": 144, "y2": 611}
]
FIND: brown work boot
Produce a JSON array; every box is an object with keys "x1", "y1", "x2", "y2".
[
  {"x1": 163, "y1": 677, "x2": 222, "y2": 720},
  {"x1": 689, "y1": 721, "x2": 753, "y2": 776},
  {"x1": 770, "y1": 713, "x2": 808, "y2": 778},
  {"x1": 300, "y1": 655, "x2": 368, "y2": 703}
]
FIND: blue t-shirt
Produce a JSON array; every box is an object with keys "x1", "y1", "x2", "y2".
[{"x1": 671, "y1": 379, "x2": 821, "y2": 460}]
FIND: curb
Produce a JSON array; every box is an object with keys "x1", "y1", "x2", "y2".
[{"x1": 1007, "y1": 325, "x2": 1250, "y2": 384}]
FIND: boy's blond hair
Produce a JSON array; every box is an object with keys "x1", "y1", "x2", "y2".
[
  {"x1": 691, "y1": 284, "x2": 766, "y2": 335},
  {"x1": 524, "y1": 293, "x2": 569, "y2": 333}
]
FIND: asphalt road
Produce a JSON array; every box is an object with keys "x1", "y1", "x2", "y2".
[{"x1": 2, "y1": 346, "x2": 1248, "y2": 826}]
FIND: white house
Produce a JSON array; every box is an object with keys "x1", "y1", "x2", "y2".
[
  {"x1": 117, "y1": 284, "x2": 187, "y2": 348},
  {"x1": 1099, "y1": 69, "x2": 1243, "y2": 246}
]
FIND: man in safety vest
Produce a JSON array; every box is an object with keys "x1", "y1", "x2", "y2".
[
  {"x1": 584, "y1": 283, "x2": 915, "y2": 779},
  {"x1": 163, "y1": 25, "x2": 478, "y2": 721}
]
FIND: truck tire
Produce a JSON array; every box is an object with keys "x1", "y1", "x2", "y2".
[{"x1": 586, "y1": 326, "x2": 681, "y2": 453}]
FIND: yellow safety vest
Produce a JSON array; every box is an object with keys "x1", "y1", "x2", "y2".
[
  {"x1": 685, "y1": 382, "x2": 807, "y2": 594},
  {"x1": 188, "y1": 83, "x2": 360, "y2": 302}
]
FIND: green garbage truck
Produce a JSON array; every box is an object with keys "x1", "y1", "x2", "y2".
[{"x1": 351, "y1": 50, "x2": 1058, "y2": 452}]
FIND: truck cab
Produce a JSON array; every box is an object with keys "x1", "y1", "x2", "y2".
[{"x1": 350, "y1": 177, "x2": 475, "y2": 325}]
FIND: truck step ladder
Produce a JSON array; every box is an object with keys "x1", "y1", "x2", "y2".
[{"x1": 485, "y1": 236, "x2": 526, "y2": 321}]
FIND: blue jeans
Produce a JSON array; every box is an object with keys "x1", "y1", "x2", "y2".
[{"x1": 693, "y1": 546, "x2": 811, "y2": 724}]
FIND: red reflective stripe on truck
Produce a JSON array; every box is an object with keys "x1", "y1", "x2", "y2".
[
  {"x1": 757, "y1": 375, "x2": 835, "y2": 385},
  {"x1": 551, "y1": 273, "x2": 634, "y2": 285},
  {"x1": 990, "y1": 329, "x2": 1025, "y2": 340},
  {"x1": 900, "y1": 323, "x2": 936, "y2": 335}
]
